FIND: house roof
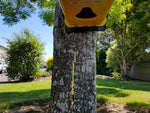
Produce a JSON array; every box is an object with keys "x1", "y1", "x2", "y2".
[{"x1": 0, "y1": 45, "x2": 7, "y2": 50}]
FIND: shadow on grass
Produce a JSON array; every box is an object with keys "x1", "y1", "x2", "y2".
[
  {"x1": 96, "y1": 78, "x2": 150, "y2": 92},
  {"x1": 97, "y1": 96, "x2": 108, "y2": 104},
  {"x1": 0, "y1": 98, "x2": 50, "y2": 113},
  {"x1": 96, "y1": 87, "x2": 129, "y2": 97},
  {"x1": 126, "y1": 102, "x2": 150, "y2": 109},
  {"x1": 0, "y1": 89, "x2": 51, "y2": 105}
]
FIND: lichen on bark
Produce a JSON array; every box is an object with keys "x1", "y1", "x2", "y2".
[{"x1": 49, "y1": 0, "x2": 97, "y2": 112}]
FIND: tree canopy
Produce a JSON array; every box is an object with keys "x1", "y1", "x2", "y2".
[
  {"x1": 104, "y1": 0, "x2": 150, "y2": 78},
  {"x1": 0, "y1": 0, "x2": 55, "y2": 26}
]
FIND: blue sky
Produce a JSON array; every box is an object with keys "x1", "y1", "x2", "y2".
[{"x1": 0, "y1": 13, "x2": 53, "y2": 61}]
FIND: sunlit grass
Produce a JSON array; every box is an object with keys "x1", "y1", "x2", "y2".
[
  {"x1": 96, "y1": 78, "x2": 150, "y2": 109},
  {"x1": 0, "y1": 81, "x2": 51, "y2": 104},
  {"x1": 0, "y1": 78, "x2": 150, "y2": 112}
]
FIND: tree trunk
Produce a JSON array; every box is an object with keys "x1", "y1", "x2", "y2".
[
  {"x1": 121, "y1": 57, "x2": 131, "y2": 79},
  {"x1": 49, "y1": 0, "x2": 97, "y2": 112}
]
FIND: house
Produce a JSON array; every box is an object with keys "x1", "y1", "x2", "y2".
[
  {"x1": 130, "y1": 62, "x2": 150, "y2": 81},
  {"x1": 0, "y1": 45, "x2": 7, "y2": 62}
]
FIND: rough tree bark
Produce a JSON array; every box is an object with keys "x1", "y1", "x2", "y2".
[{"x1": 49, "y1": 0, "x2": 97, "y2": 112}]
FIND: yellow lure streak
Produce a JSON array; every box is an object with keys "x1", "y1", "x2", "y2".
[{"x1": 71, "y1": 52, "x2": 76, "y2": 105}]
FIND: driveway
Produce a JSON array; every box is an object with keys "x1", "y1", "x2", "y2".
[
  {"x1": 0, "y1": 73, "x2": 16, "y2": 83},
  {"x1": 0, "y1": 73, "x2": 10, "y2": 82}
]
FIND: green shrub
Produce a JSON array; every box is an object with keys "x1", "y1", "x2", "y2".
[
  {"x1": 112, "y1": 72, "x2": 122, "y2": 78},
  {"x1": 6, "y1": 29, "x2": 44, "y2": 81},
  {"x1": 40, "y1": 71, "x2": 51, "y2": 77},
  {"x1": 35, "y1": 70, "x2": 51, "y2": 78},
  {"x1": 46, "y1": 57, "x2": 53, "y2": 72},
  {"x1": 34, "y1": 70, "x2": 42, "y2": 79}
]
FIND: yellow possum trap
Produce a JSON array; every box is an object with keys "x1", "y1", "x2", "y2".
[{"x1": 59, "y1": 0, "x2": 114, "y2": 32}]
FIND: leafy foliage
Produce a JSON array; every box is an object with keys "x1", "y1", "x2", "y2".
[
  {"x1": 35, "y1": 69, "x2": 51, "y2": 77},
  {"x1": 96, "y1": 30, "x2": 114, "y2": 75},
  {"x1": 0, "y1": 0, "x2": 55, "y2": 26},
  {"x1": 136, "y1": 51, "x2": 150, "y2": 62},
  {"x1": 96, "y1": 30, "x2": 113, "y2": 51},
  {"x1": 96, "y1": 49, "x2": 112, "y2": 75},
  {"x1": 37, "y1": 0, "x2": 55, "y2": 26},
  {"x1": 46, "y1": 57, "x2": 53, "y2": 72},
  {"x1": 6, "y1": 28, "x2": 44, "y2": 81},
  {"x1": 112, "y1": 72, "x2": 122, "y2": 78},
  {"x1": 0, "y1": 0, "x2": 35, "y2": 25},
  {"x1": 108, "y1": 0, "x2": 132, "y2": 27},
  {"x1": 106, "y1": 0, "x2": 150, "y2": 78},
  {"x1": 106, "y1": 41, "x2": 121, "y2": 72},
  {"x1": 128, "y1": 1, "x2": 150, "y2": 41}
]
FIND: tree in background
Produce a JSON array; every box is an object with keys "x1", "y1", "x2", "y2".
[
  {"x1": 46, "y1": 57, "x2": 53, "y2": 72},
  {"x1": 96, "y1": 49, "x2": 112, "y2": 75},
  {"x1": 136, "y1": 51, "x2": 150, "y2": 63},
  {"x1": 106, "y1": 41, "x2": 122, "y2": 73},
  {"x1": 6, "y1": 28, "x2": 44, "y2": 81},
  {"x1": 96, "y1": 29, "x2": 113, "y2": 51},
  {"x1": 96, "y1": 31, "x2": 113, "y2": 75},
  {"x1": 106, "y1": 0, "x2": 150, "y2": 78}
]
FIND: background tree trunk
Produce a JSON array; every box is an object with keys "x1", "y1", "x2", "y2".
[{"x1": 49, "y1": 0, "x2": 97, "y2": 112}]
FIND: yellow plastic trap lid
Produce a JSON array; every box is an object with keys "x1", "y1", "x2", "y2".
[{"x1": 59, "y1": 0, "x2": 114, "y2": 28}]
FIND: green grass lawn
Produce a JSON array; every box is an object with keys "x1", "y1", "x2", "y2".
[
  {"x1": 96, "y1": 78, "x2": 150, "y2": 109},
  {"x1": 0, "y1": 78, "x2": 150, "y2": 112},
  {"x1": 0, "y1": 81, "x2": 51, "y2": 112}
]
